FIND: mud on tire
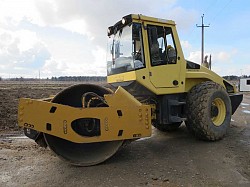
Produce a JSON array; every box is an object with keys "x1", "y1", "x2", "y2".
[{"x1": 186, "y1": 81, "x2": 231, "y2": 141}]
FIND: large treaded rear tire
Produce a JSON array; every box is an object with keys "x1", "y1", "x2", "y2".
[{"x1": 186, "y1": 81, "x2": 231, "y2": 141}]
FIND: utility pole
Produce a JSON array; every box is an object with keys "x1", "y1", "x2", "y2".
[{"x1": 196, "y1": 14, "x2": 209, "y2": 64}]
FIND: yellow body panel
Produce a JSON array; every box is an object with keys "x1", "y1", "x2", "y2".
[
  {"x1": 18, "y1": 87, "x2": 151, "y2": 143},
  {"x1": 185, "y1": 66, "x2": 237, "y2": 93},
  {"x1": 107, "y1": 71, "x2": 136, "y2": 83}
]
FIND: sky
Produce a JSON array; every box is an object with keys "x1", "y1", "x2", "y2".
[{"x1": 0, "y1": 0, "x2": 249, "y2": 78}]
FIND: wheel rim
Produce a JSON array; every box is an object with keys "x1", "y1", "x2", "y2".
[{"x1": 211, "y1": 98, "x2": 226, "y2": 126}]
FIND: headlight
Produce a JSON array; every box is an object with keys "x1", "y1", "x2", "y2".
[
  {"x1": 107, "y1": 28, "x2": 111, "y2": 34},
  {"x1": 122, "y1": 18, "x2": 126, "y2": 24}
]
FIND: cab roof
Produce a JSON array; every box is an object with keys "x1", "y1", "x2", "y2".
[
  {"x1": 107, "y1": 14, "x2": 176, "y2": 36},
  {"x1": 130, "y1": 14, "x2": 175, "y2": 25}
]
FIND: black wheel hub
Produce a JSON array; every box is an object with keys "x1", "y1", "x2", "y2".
[{"x1": 211, "y1": 105, "x2": 219, "y2": 118}]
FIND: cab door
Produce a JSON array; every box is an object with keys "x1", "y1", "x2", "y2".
[{"x1": 146, "y1": 25, "x2": 181, "y2": 88}]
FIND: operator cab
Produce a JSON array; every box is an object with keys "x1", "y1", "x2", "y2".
[
  {"x1": 107, "y1": 14, "x2": 186, "y2": 94},
  {"x1": 107, "y1": 15, "x2": 178, "y2": 76}
]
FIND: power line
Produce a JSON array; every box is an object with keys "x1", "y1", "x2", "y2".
[
  {"x1": 203, "y1": 0, "x2": 218, "y2": 15},
  {"x1": 210, "y1": 0, "x2": 233, "y2": 22}
]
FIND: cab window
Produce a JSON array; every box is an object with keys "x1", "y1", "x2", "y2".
[
  {"x1": 107, "y1": 23, "x2": 145, "y2": 76},
  {"x1": 147, "y1": 25, "x2": 177, "y2": 66}
]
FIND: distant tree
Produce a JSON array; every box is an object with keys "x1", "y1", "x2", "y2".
[
  {"x1": 0, "y1": 77, "x2": 2, "y2": 81},
  {"x1": 51, "y1": 76, "x2": 58, "y2": 81},
  {"x1": 223, "y1": 75, "x2": 240, "y2": 81}
]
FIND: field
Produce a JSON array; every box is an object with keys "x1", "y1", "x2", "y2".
[
  {"x1": 0, "y1": 81, "x2": 107, "y2": 131},
  {"x1": 0, "y1": 81, "x2": 250, "y2": 186}
]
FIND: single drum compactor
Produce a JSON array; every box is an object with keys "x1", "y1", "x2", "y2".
[{"x1": 18, "y1": 14, "x2": 243, "y2": 166}]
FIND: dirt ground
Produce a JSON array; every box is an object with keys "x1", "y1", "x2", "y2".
[{"x1": 0, "y1": 81, "x2": 250, "y2": 187}]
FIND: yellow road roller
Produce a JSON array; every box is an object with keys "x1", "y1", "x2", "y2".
[{"x1": 18, "y1": 14, "x2": 243, "y2": 166}]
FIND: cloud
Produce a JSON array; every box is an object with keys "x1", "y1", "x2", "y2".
[
  {"x1": 16, "y1": 30, "x2": 40, "y2": 52},
  {"x1": 0, "y1": 0, "x2": 201, "y2": 78},
  {"x1": 33, "y1": 0, "x2": 196, "y2": 45},
  {"x1": 185, "y1": 48, "x2": 242, "y2": 76},
  {"x1": 166, "y1": 6, "x2": 198, "y2": 30},
  {"x1": 181, "y1": 40, "x2": 192, "y2": 50},
  {"x1": 187, "y1": 50, "x2": 201, "y2": 63},
  {"x1": 212, "y1": 49, "x2": 238, "y2": 63},
  {"x1": 216, "y1": 51, "x2": 231, "y2": 62},
  {"x1": 0, "y1": 28, "x2": 50, "y2": 77},
  {"x1": 58, "y1": 19, "x2": 94, "y2": 39},
  {"x1": 42, "y1": 57, "x2": 68, "y2": 76},
  {"x1": 0, "y1": 0, "x2": 45, "y2": 27},
  {"x1": 187, "y1": 48, "x2": 238, "y2": 63}
]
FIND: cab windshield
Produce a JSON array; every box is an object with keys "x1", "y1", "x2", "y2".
[{"x1": 107, "y1": 23, "x2": 144, "y2": 76}]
